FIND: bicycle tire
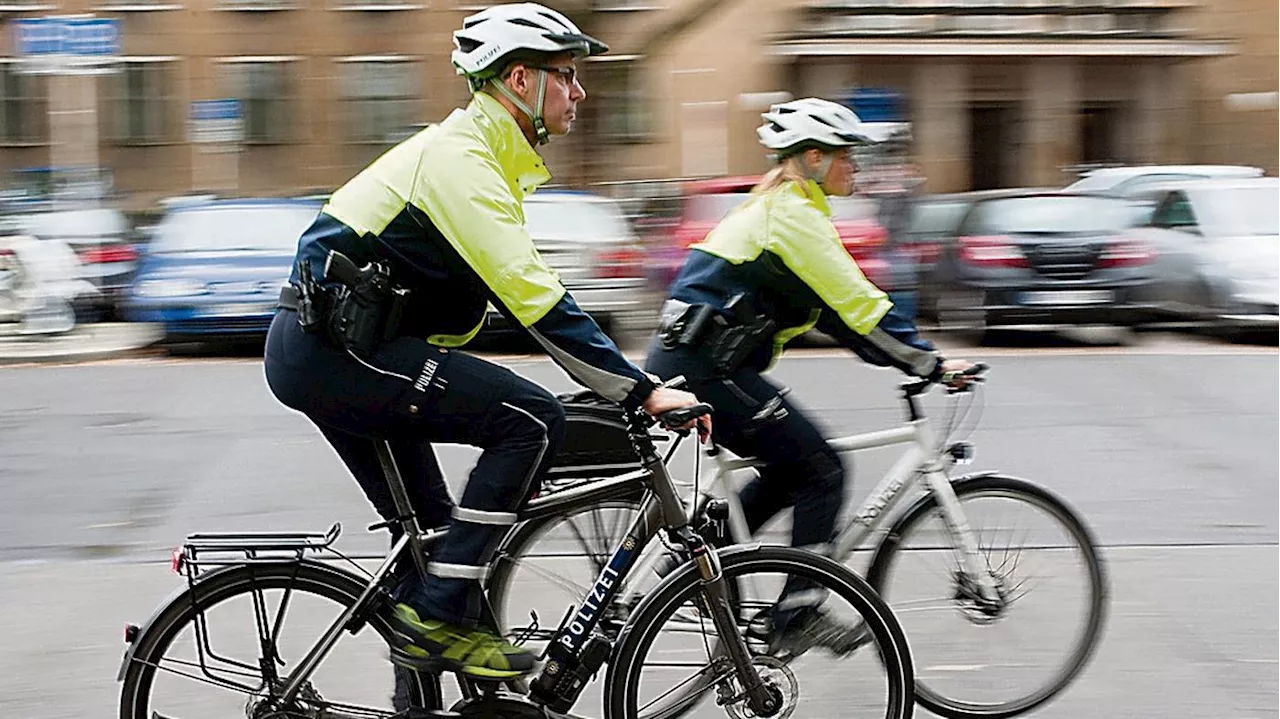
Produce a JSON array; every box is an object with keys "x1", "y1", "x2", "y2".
[
  {"x1": 606, "y1": 545, "x2": 914, "y2": 719},
  {"x1": 119, "y1": 561, "x2": 437, "y2": 719},
  {"x1": 865, "y1": 473, "x2": 1108, "y2": 719}
]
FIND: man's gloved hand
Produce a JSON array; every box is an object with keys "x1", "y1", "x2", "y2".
[{"x1": 642, "y1": 387, "x2": 712, "y2": 441}]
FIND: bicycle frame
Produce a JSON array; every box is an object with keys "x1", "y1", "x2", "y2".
[
  {"x1": 640, "y1": 394, "x2": 1002, "y2": 608},
  {"x1": 259, "y1": 419, "x2": 772, "y2": 714}
]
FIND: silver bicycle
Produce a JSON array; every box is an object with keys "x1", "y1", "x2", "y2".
[{"x1": 489, "y1": 364, "x2": 1108, "y2": 719}]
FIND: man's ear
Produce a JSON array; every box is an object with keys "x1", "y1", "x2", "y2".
[{"x1": 503, "y1": 63, "x2": 530, "y2": 94}]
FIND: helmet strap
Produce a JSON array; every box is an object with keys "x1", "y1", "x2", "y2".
[{"x1": 489, "y1": 68, "x2": 551, "y2": 146}]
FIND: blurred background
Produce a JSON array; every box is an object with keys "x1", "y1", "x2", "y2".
[
  {"x1": 0, "y1": 0, "x2": 1276, "y2": 347},
  {"x1": 0, "y1": 2, "x2": 1276, "y2": 718}
]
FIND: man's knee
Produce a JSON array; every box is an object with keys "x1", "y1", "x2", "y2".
[{"x1": 498, "y1": 385, "x2": 566, "y2": 449}]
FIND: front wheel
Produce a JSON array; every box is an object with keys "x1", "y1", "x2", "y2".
[
  {"x1": 606, "y1": 545, "x2": 914, "y2": 719},
  {"x1": 866, "y1": 474, "x2": 1108, "y2": 719}
]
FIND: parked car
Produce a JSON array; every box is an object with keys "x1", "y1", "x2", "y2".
[
  {"x1": 648, "y1": 176, "x2": 889, "y2": 292},
  {"x1": 1128, "y1": 177, "x2": 1278, "y2": 336},
  {"x1": 493, "y1": 190, "x2": 651, "y2": 336},
  {"x1": 10, "y1": 207, "x2": 138, "y2": 319},
  {"x1": 1066, "y1": 165, "x2": 1264, "y2": 196},
  {"x1": 125, "y1": 199, "x2": 322, "y2": 341},
  {"x1": 920, "y1": 190, "x2": 1159, "y2": 332}
]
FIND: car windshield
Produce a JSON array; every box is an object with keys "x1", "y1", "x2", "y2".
[
  {"x1": 16, "y1": 209, "x2": 129, "y2": 238},
  {"x1": 1063, "y1": 173, "x2": 1121, "y2": 193},
  {"x1": 973, "y1": 195, "x2": 1134, "y2": 234},
  {"x1": 1197, "y1": 185, "x2": 1280, "y2": 236},
  {"x1": 907, "y1": 200, "x2": 969, "y2": 235},
  {"x1": 685, "y1": 193, "x2": 752, "y2": 223},
  {"x1": 151, "y1": 205, "x2": 319, "y2": 253},
  {"x1": 524, "y1": 198, "x2": 632, "y2": 242},
  {"x1": 829, "y1": 196, "x2": 878, "y2": 222}
]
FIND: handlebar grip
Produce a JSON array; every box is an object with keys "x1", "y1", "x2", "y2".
[{"x1": 659, "y1": 402, "x2": 713, "y2": 430}]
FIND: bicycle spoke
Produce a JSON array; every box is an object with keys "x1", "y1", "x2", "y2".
[
  {"x1": 502, "y1": 556, "x2": 593, "y2": 598},
  {"x1": 886, "y1": 597, "x2": 958, "y2": 613},
  {"x1": 637, "y1": 662, "x2": 727, "y2": 714}
]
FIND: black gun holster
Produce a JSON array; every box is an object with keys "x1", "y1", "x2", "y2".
[
  {"x1": 280, "y1": 250, "x2": 410, "y2": 356},
  {"x1": 658, "y1": 295, "x2": 776, "y2": 377}
]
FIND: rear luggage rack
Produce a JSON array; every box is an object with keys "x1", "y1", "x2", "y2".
[{"x1": 175, "y1": 522, "x2": 344, "y2": 572}]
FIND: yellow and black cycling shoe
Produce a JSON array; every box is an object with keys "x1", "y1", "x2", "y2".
[{"x1": 387, "y1": 604, "x2": 537, "y2": 680}]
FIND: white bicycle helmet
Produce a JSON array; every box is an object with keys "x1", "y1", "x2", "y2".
[
  {"x1": 757, "y1": 97, "x2": 873, "y2": 155},
  {"x1": 452, "y1": 3, "x2": 607, "y2": 144}
]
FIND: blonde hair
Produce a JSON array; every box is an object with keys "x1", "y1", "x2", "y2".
[{"x1": 752, "y1": 153, "x2": 812, "y2": 194}]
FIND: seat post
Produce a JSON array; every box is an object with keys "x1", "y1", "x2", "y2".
[{"x1": 374, "y1": 439, "x2": 432, "y2": 582}]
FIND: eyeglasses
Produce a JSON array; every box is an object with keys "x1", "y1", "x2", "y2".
[{"x1": 526, "y1": 64, "x2": 578, "y2": 85}]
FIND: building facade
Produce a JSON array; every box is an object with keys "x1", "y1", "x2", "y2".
[{"x1": 0, "y1": 0, "x2": 1273, "y2": 208}]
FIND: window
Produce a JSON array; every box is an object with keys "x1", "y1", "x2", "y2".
[
  {"x1": 108, "y1": 59, "x2": 177, "y2": 144},
  {"x1": 591, "y1": 59, "x2": 651, "y2": 142},
  {"x1": 339, "y1": 58, "x2": 419, "y2": 144},
  {"x1": 971, "y1": 195, "x2": 1134, "y2": 234},
  {"x1": 0, "y1": 62, "x2": 48, "y2": 145},
  {"x1": 1150, "y1": 192, "x2": 1198, "y2": 232},
  {"x1": 223, "y1": 59, "x2": 296, "y2": 144}
]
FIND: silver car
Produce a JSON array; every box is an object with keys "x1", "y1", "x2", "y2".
[
  {"x1": 489, "y1": 191, "x2": 652, "y2": 337},
  {"x1": 1065, "y1": 164, "x2": 1263, "y2": 198},
  {"x1": 1131, "y1": 177, "x2": 1278, "y2": 336}
]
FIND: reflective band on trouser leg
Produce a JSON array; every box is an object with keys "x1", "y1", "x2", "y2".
[
  {"x1": 427, "y1": 562, "x2": 488, "y2": 581},
  {"x1": 452, "y1": 507, "x2": 519, "y2": 526}
]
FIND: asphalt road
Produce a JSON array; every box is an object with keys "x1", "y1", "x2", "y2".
[{"x1": 0, "y1": 332, "x2": 1275, "y2": 718}]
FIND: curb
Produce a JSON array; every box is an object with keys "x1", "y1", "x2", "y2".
[{"x1": 0, "y1": 323, "x2": 163, "y2": 366}]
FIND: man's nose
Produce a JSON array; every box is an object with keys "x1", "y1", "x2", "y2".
[{"x1": 571, "y1": 77, "x2": 586, "y2": 101}]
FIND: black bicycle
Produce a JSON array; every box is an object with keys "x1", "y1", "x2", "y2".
[{"x1": 118, "y1": 396, "x2": 915, "y2": 719}]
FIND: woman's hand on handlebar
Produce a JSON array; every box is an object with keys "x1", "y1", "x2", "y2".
[
  {"x1": 940, "y1": 358, "x2": 985, "y2": 390},
  {"x1": 642, "y1": 387, "x2": 713, "y2": 441}
]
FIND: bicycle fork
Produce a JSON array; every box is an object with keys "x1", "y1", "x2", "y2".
[
  {"x1": 923, "y1": 469, "x2": 1003, "y2": 608},
  {"x1": 677, "y1": 525, "x2": 782, "y2": 717}
]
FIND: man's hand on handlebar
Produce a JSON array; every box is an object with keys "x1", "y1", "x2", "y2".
[{"x1": 642, "y1": 387, "x2": 713, "y2": 441}]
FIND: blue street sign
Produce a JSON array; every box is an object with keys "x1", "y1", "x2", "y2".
[
  {"x1": 190, "y1": 99, "x2": 243, "y2": 123},
  {"x1": 189, "y1": 99, "x2": 244, "y2": 144},
  {"x1": 846, "y1": 88, "x2": 905, "y2": 124},
  {"x1": 14, "y1": 17, "x2": 121, "y2": 57}
]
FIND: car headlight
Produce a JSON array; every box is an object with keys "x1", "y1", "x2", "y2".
[{"x1": 135, "y1": 279, "x2": 208, "y2": 298}]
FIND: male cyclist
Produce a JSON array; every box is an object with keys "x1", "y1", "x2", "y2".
[{"x1": 265, "y1": 2, "x2": 706, "y2": 681}]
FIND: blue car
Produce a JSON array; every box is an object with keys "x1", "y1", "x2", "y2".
[{"x1": 125, "y1": 199, "x2": 322, "y2": 340}]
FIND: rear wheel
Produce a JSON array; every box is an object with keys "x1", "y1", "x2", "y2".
[{"x1": 119, "y1": 562, "x2": 437, "y2": 719}]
